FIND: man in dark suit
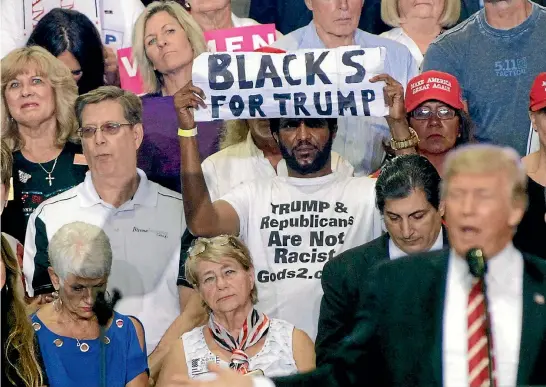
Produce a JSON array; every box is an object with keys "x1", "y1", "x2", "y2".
[
  {"x1": 315, "y1": 154, "x2": 449, "y2": 364},
  {"x1": 178, "y1": 144, "x2": 546, "y2": 387}
]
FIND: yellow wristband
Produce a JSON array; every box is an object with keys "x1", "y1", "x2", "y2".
[{"x1": 177, "y1": 127, "x2": 198, "y2": 137}]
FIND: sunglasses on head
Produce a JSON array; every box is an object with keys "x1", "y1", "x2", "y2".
[{"x1": 188, "y1": 235, "x2": 239, "y2": 257}]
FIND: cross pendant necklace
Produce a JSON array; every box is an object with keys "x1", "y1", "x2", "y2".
[
  {"x1": 45, "y1": 174, "x2": 55, "y2": 186},
  {"x1": 38, "y1": 156, "x2": 59, "y2": 187}
]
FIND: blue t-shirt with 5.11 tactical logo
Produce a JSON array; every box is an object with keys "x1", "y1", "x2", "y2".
[{"x1": 422, "y1": 2, "x2": 546, "y2": 156}]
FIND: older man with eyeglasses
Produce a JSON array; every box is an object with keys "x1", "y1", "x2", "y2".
[{"x1": 22, "y1": 86, "x2": 191, "y2": 355}]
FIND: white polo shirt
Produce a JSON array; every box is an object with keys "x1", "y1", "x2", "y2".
[
  {"x1": 202, "y1": 132, "x2": 355, "y2": 201},
  {"x1": 23, "y1": 169, "x2": 185, "y2": 354}
]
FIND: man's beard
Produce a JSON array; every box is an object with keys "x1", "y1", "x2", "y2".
[{"x1": 278, "y1": 134, "x2": 334, "y2": 175}]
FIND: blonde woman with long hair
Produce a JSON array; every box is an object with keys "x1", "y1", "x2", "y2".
[
  {"x1": 132, "y1": 1, "x2": 221, "y2": 192},
  {"x1": 1, "y1": 46, "x2": 88, "y2": 247},
  {"x1": 1, "y1": 138, "x2": 45, "y2": 387}
]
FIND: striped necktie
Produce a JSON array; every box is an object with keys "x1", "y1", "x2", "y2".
[{"x1": 467, "y1": 278, "x2": 496, "y2": 387}]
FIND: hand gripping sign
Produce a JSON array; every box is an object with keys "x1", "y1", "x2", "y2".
[{"x1": 192, "y1": 46, "x2": 388, "y2": 122}]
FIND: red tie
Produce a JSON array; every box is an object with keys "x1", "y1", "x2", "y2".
[{"x1": 467, "y1": 278, "x2": 496, "y2": 387}]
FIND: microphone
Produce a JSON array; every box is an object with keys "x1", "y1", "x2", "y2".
[
  {"x1": 466, "y1": 248, "x2": 487, "y2": 278},
  {"x1": 465, "y1": 248, "x2": 494, "y2": 386},
  {"x1": 92, "y1": 289, "x2": 122, "y2": 326},
  {"x1": 92, "y1": 289, "x2": 122, "y2": 387}
]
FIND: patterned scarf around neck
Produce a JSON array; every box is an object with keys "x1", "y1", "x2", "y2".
[{"x1": 208, "y1": 308, "x2": 270, "y2": 374}]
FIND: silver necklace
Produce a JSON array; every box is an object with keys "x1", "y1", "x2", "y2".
[{"x1": 37, "y1": 156, "x2": 59, "y2": 187}]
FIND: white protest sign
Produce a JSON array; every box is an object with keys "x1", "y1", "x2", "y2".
[
  {"x1": 24, "y1": 0, "x2": 101, "y2": 40},
  {"x1": 192, "y1": 46, "x2": 388, "y2": 121}
]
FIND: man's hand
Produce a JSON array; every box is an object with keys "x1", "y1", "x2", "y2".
[
  {"x1": 25, "y1": 292, "x2": 55, "y2": 314},
  {"x1": 171, "y1": 364, "x2": 254, "y2": 387},
  {"x1": 104, "y1": 46, "x2": 120, "y2": 86},
  {"x1": 370, "y1": 74, "x2": 407, "y2": 123},
  {"x1": 173, "y1": 82, "x2": 207, "y2": 130}
]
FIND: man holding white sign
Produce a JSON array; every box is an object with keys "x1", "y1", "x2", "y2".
[
  {"x1": 192, "y1": 46, "x2": 388, "y2": 121},
  {"x1": 271, "y1": 0, "x2": 418, "y2": 176},
  {"x1": 174, "y1": 80, "x2": 383, "y2": 341}
]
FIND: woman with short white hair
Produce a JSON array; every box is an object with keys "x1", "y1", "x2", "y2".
[
  {"x1": 156, "y1": 235, "x2": 315, "y2": 385},
  {"x1": 30, "y1": 222, "x2": 148, "y2": 387},
  {"x1": 380, "y1": 0, "x2": 461, "y2": 68}
]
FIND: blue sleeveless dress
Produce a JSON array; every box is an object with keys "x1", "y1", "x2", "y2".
[{"x1": 31, "y1": 312, "x2": 148, "y2": 387}]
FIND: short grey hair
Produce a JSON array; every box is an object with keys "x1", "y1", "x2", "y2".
[
  {"x1": 48, "y1": 222, "x2": 113, "y2": 283},
  {"x1": 75, "y1": 86, "x2": 142, "y2": 128}
]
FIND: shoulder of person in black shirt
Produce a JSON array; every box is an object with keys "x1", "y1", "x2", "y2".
[{"x1": 514, "y1": 177, "x2": 546, "y2": 260}]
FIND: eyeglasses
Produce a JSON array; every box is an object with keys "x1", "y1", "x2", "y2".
[
  {"x1": 188, "y1": 235, "x2": 239, "y2": 257},
  {"x1": 411, "y1": 106, "x2": 456, "y2": 120},
  {"x1": 77, "y1": 122, "x2": 133, "y2": 139}
]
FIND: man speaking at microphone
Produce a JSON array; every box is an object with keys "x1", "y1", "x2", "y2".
[{"x1": 176, "y1": 144, "x2": 546, "y2": 387}]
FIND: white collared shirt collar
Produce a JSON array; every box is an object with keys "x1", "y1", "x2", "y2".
[
  {"x1": 444, "y1": 242, "x2": 522, "y2": 387},
  {"x1": 389, "y1": 227, "x2": 444, "y2": 260},
  {"x1": 78, "y1": 168, "x2": 157, "y2": 209},
  {"x1": 449, "y1": 242, "x2": 523, "y2": 289}
]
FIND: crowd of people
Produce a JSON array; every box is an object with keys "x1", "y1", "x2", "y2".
[{"x1": 0, "y1": 0, "x2": 545, "y2": 386}]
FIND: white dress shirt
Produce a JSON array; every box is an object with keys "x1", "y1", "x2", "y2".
[
  {"x1": 388, "y1": 228, "x2": 444, "y2": 260},
  {"x1": 254, "y1": 242, "x2": 523, "y2": 387},
  {"x1": 443, "y1": 243, "x2": 522, "y2": 387},
  {"x1": 380, "y1": 28, "x2": 424, "y2": 69}
]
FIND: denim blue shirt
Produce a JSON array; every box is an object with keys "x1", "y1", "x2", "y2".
[{"x1": 273, "y1": 21, "x2": 418, "y2": 175}]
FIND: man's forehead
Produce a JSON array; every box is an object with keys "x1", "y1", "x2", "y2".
[
  {"x1": 384, "y1": 189, "x2": 433, "y2": 211},
  {"x1": 81, "y1": 100, "x2": 124, "y2": 122},
  {"x1": 447, "y1": 171, "x2": 508, "y2": 189},
  {"x1": 279, "y1": 118, "x2": 330, "y2": 128}
]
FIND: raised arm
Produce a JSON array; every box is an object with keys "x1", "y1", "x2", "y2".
[
  {"x1": 174, "y1": 82, "x2": 240, "y2": 237},
  {"x1": 370, "y1": 74, "x2": 417, "y2": 157}
]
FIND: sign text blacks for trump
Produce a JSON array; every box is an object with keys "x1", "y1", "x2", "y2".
[{"x1": 192, "y1": 46, "x2": 388, "y2": 121}]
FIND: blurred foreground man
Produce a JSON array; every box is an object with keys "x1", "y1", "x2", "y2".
[
  {"x1": 315, "y1": 154, "x2": 449, "y2": 364},
  {"x1": 177, "y1": 144, "x2": 546, "y2": 387}
]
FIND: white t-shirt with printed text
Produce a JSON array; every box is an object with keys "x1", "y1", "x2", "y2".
[{"x1": 219, "y1": 173, "x2": 383, "y2": 340}]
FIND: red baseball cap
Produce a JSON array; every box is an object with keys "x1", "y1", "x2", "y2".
[
  {"x1": 254, "y1": 46, "x2": 286, "y2": 54},
  {"x1": 530, "y1": 72, "x2": 546, "y2": 112},
  {"x1": 405, "y1": 71, "x2": 464, "y2": 113}
]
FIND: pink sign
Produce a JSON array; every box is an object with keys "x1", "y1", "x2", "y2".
[
  {"x1": 204, "y1": 24, "x2": 277, "y2": 52},
  {"x1": 117, "y1": 47, "x2": 145, "y2": 96}
]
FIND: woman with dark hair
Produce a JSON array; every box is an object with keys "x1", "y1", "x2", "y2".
[
  {"x1": 514, "y1": 73, "x2": 546, "y2": 260},
  {"x1": 372, "y1": 70, "x2": 474, "y2": 176},
  {"x1": 26, "y1": 8, "x2": 118, "y2": 95},
  {"x1": 1, "y1": 139, "x2": 45, "y2": 387}
]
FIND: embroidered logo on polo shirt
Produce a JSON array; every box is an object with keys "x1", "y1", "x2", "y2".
[
  {"x1": 18, "y1": 170, "x2": 32, "y2": 183},
  {"x1": 132, "y1": 226, "x2": 169, "y2": 239}
]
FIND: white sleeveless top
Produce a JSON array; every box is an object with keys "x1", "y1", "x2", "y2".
[{"x1": 182, "y1": 318, "x2": 298, "y2": 380}]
